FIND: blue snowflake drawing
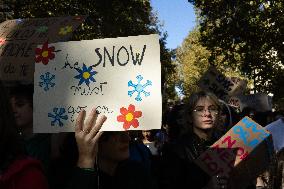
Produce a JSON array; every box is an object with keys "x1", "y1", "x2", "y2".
[
  {"x1": 74, "y1": 64, "x2": 97, "y2": 86},
  {"x1": 39, "y1": 72, "x2": 55, "y2": 91},
  {"x1": 128, "y1": 75, "x2": 152, "y2": 101},
  {"x1": 48, "y1": 107, "x2": 68, "y2": 127}
]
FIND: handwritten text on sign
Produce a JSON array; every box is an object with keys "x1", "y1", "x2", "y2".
[
  {"x1": 0, "y1": 16, "x2": 85, "y2": 82},
  {"x1": 33, "y1": 34, "x2": 161, "y2": 133},
  {"x1": 196, "y1": 117, "x2": 270, "y2": 176},
  {"x1": 198, "y1": 67, "x2": 247, "y2": 101}
]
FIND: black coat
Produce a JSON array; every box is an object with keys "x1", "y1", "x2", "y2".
[
  {"x1": 68, "y1": 160, "x2": 157, "y2": 189},
  {"x1": 157, "y1": 133, "x2": 214, "y2": 189}
]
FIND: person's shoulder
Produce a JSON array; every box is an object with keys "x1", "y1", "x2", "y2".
[
  {"x1": 163, "y1": 133, "x2": 192, "y2": 151},
  {"x1": 24, "y1": 134, "x2": 52, "y2": 149},
  {"x1": 1, "y1": 156, "x2": 48, "y2": 188},
  {"x1": 161, "y1": 141, "x2": 191, "y2": 161},
  {"x1": 4, "y1": 156, "x2": 43, "y2": 175}
]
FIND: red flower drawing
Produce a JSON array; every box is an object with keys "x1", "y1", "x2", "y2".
[
  {"x1": 117, "y1": 104, "x2": 142, "y2": 130},
  {"x1": 35, "y1": 41, "x2": 55, "y2": 65}
]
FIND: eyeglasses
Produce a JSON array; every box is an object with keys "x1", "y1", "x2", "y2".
[{"x1": 193, "y1": 106, "x2": 219, "y2": 116}]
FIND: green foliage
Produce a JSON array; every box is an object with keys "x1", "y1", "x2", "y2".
[
  {"x1": 7, "y1": 0, "x2": 156, "y2": 39},
  {"x1": 5, "y1": 0, "x2": 177, "y2": 105},
  {"x1": 187, "y1": 0, "x2": 284, "y2": 108},
  {"x1": 176, "y1": 28, "x2": 210, "y2": 97},
  {"x1": 176, "y1": 27, "x2": 246, "y2": 98}
]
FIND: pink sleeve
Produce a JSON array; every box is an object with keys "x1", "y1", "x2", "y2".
[{"x1": 16, "y1": 166, "x2": 49, "y2": 189}]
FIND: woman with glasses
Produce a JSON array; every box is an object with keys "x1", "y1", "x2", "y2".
[{"x1": 158, "y1": 91, "x2": 228, "y2": 189}]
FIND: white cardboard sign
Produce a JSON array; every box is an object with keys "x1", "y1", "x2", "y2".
[{"x1": 33, "y1": 34, "x2": 161, "y2": 133}]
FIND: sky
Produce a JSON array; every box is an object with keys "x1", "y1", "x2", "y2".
[{"x1": 150, "y1": 0, "x2": 196, "y2": 50}]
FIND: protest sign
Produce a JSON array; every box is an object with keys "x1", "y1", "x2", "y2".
[
  {"x1": 230, "y1": 77, "x2": 247, "y2": 96},
  {"x1": 230, "y1": 93, "x2": 272, "y2": 112},
  {"x1": 198, "y1": 66, "x2": 246, "y2": 101},
  {"x1": 33, "y1": 34, "x2": 161, "y2": 133},
  {"x1": 265, "y1": 118, "x2": 284, "y2": 152},
  {"x1": 0, "y1": 16, "x2": 85, "y2": 82},
  {"x1": 195, "y1": 117, "x2": 273, "y2": 189},
  {"x1": 228, "y1": 96, "x2": 241, "y2": 109}
]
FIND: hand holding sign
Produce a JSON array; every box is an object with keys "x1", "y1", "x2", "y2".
[{"x1": 75, "y1": 107, "x2": 107, "y2": 169}]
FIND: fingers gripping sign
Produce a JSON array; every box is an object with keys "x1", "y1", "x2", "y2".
[{"x1": 75, "y1": 107, "x2": 107, "y2": 169}]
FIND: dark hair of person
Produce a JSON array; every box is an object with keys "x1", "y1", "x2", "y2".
[
  {"x1": 100, "y1": 131, "x2": 120, "y2": 142},
  {"x1": 9, "y1": 83, "x2": 34, "y2": 105},
  {"x1": 0, "y1": 82, "x2": 24, "y2": 170},
  {"x1": 163, "y1": 103, "x2": 185, "y2": 139},
  {"x1": 219, "y1": 100, "x2": 241, "y2": 128},
  {"x1": 240, "y1": 106, "x2": 256, "y2": 118}
]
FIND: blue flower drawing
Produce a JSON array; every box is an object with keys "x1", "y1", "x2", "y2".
[{"x1": 74, "y1": 64, "x2": 97, "y2": 86}]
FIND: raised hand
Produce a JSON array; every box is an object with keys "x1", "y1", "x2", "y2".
[{"x1": 75, "y1": 107, "x2": 107, "y2": 169}]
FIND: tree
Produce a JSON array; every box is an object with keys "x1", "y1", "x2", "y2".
[
  {"x1": 187, "y1": 0, "x2": 284, "y2": 106},
  {"x1": 5, "y1": 0, "x2": 177, "y2": 106},
  {"x1": 6, "y1": 0, "x2": 156, "y2": 39},
  {"x1": 0, "y1": 3, "x2": 13, "y2": 22},
  {"x1": 176, "y1": 27, "x2": 247, "y2": 98}
]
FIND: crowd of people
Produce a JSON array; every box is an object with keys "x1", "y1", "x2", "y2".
[{"x1": 0, "y1": 82, "x2": 283, "y2": 189}]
